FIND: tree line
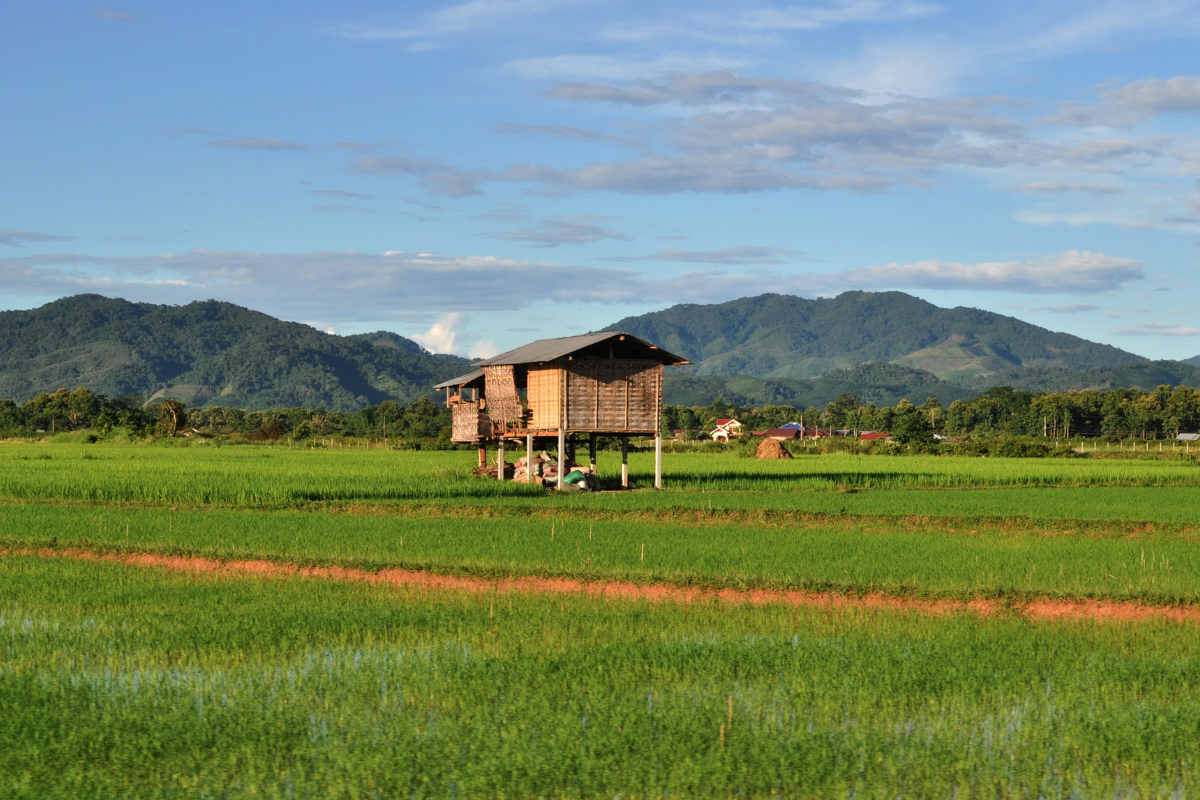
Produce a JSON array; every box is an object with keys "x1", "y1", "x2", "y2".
[
  {"x1": 664, "y1": 384, "x2": 1200, "y2": 442},
  {"x1": 7, "y1": 382, "x2": 1200, "y2": 447},
  {"x1": 0, "y1": 388, "x2": 453, "y2": 446}
]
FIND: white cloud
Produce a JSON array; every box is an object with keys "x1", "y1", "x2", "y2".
[
  {"x1": 330, "y1": 0, "x2": 589, "y2": 49},
  {"x1": 1112, "y1": 321, "x2": 1200, "y2": 336},
  {"x1": 412, "y1": 312, "x2": 467, "y2": 353},
  {"x1": 429, "y1": 0, "x2": 586, "y2": 33},
  {"x1": 1019, "y1": 182, "x2": 1124, "y2": 194},
  {"x1": 0, "y1": 248, "x2": 1145, "y2": 330},
  {"x1": 467, "y1": 339, "x2": 498, "y2": 358},
  {"x1": 210, "y1": 138, "x2": 306, "y2": 152},
  {"x1": 827, "y1": 250, "x2": 1143, "y2": 294},
  {"x1": 507, "y1": 70, "x2": 1177, "y2": 195},
  {"x1": 509, "y1": 54, "x2": 751, "y2": 83},
  {"x1": 732, "y1": 1, "x2": 941, "y2": 31},
  {"x1": 311, "y1": 189, "x2": 376, "y2": 200},
  {"x1": 1031, "y1": 303, "x2": 1104, "y2": 313},
  {"x1": 485, "y1": 218, "x2": 629, "y2": 246},
  {"x1": 494, "y1": 122, "x2": 643, "y2": 149},
  {"x1": 820, "y1": 38, "x2": 976, "y2": 98},
  {"x1": 1024, "y1": 0, "x2": 1200, "y2": 57},
  {"x1": 599, "y1": 1, "x2": 941, "y2": 46},
  {"x1": 0, "y1": 249, "x2": 641, "y2": 320},
  {"x1": 1044, "y1": 74, "x2": 1200, "y2": 126},
  {"x1": 347, "y1": 156, "x2": 484, "y2": 197},
  {"x1": 0, "y1": 230, "x2": 74, "y2": 247},
  {"x1": 1016, "y1": 202, "x2": 1200, "y2": 233},
  {"x1": 1107, "y1": 76, "x2": 1200, "y2": 114},
  {"x1": 604, "y1": 246, "x2": 811, "y2": 265}
]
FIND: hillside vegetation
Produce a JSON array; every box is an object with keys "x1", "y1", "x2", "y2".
[
  {"x1": 663, "y1": 362, "x2": 973, "y2": 408},
  {"x1": 607, "y1": 292, "x2": 1150, "y2": 381},
  {"x1": 4, "y1": 292, "x2": 1200, "y2": 412},
  {"x1": 0, "y1": 295, "x2": 469, "y2": 410}
]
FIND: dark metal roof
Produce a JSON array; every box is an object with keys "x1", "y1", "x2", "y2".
[
  {"x1": 475, "y1": 331, "x2": 688, "y2": 367},
  {"x1": 433, "y1": 369, "x2": 484, "y2": 390}
]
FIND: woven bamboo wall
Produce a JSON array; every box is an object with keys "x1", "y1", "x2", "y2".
[
  {"x1": 451, "y1": 402, "x2": 490, "y2": 442},
  {"x1": 564, "y1": 359, "x2": 660, "y2": 432},
  {"x1": 527, "y1": 367, "x2": 562, "y2": 429},
  {"x1": 482, "y1": 365, "x2": 523, "y2": 429}
]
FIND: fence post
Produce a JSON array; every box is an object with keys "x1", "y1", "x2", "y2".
[
  {"x1": 621, "y1": 436, "x2": 629, "y2": 488},
  {"x1": 526, "y1": 433, "x2": 534, "y2": 484},
  {"x1": 654, "y1": 433, "x2": 663, "y2": 490},
  {"x1": 557, "y1": 428, "x2": 565, "y2": 491}
]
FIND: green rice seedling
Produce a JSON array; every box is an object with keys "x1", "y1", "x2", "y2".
[
  {"x1": 4, "y1": 444, "x2": 1200, "y2": 509},
  {"x1": 6, "y1": 502, "x2": 1200, "y2": 604},
  {"x1": 3, "y1": 555, "x2": 1200, "y2": 797}
]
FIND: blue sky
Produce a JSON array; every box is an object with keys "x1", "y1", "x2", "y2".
[{"x1": 3, "y1": 1, "x2": 1200, "y2": 359}]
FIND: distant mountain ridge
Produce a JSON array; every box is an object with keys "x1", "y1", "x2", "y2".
[
  {"x1": 606, "y1": 292, "x2": 1146, "y2": 381},
  {"x1": 662, "y1": 363, "x2": 975, "y2": 409},
  {"x1": 0, "y1": 295, "x2": 469, "y2": 410},
  {"x1": 3, "y1": 292, "x2": 1198, "y2": 413}
]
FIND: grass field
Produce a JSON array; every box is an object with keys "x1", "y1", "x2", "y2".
[{"x1": 4, "y1": 440, "x2": 1200, "y2": 796}]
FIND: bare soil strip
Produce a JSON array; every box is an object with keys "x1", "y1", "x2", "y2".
[{"x1": 7, "y1": 546, "x2": 1200, "y2": 625}]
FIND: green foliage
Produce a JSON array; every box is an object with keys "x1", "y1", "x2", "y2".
[
  {"x1": 609, "y1": 291, "x2": 1153, "y2": 380},
  {"x1": 6, "y1": 556, "x2": 1200, "y2": 795},
  {"x1": 664, "y1": 362, "x2": 972, "y2": 409},
  {"x1": 0, "y1": 294, "x2": 471, "y2": 410},
  {"x1": 888, "y1": 399, "x2": 934, "y2": 445},
  {"x1": 155, "y1": 399, "x2": 187, "y2": 437},
  {"x1": 9, "y1": 442, "x2": 1200, "y2": 793},
  {"x1": 663, "y1": 382, "x2": 1200, "y2": 443}
]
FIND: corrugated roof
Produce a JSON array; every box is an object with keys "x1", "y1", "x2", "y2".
[
  {"x1": 475, "y1": 331, "x2": 687, "y2": 367},
  {"x1": 433, "y1": 369, "x2": 484, "y2": 390}
]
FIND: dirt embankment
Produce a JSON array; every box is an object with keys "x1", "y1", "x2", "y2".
[{"x1": 6, "y1": 546, "x2": 1200, "y2": 625}]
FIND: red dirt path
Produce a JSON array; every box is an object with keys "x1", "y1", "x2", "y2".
[{"x1": 7, "y1": 546, "x2": 1200, "y2": 625}]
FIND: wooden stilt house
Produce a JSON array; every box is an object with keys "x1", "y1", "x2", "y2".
[{"x1": 434, "y1": 331, "x2": 688, "y2": 489}]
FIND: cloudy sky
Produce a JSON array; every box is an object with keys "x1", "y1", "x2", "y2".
[{"x1": 3, "y1": 1, "x2": 1200, "y2": 358}]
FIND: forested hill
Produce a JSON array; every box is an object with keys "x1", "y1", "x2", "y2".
[
  {"x1": 0, "y1": 295, "x2": 470, "y2": 410},
  {"x1": 5, "y1": 292, "x2": 1198, "y2": 413},
  {"x1": 605, "y1": 292, "x2": 1149, "y2": 382}
]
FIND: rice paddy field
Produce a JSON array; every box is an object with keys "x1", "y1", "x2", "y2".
[{"x1": 5, "y1": 440, "x2": 1200, "y2": 796}]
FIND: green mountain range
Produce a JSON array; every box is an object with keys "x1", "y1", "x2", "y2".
[
  {"x1": 0, "y1": 295, "x2": 469, "y2": 411},
  {"x1": 606, "y1": 292, "x2": 1146, "y2": 381},
  {"x1": 3, "y1": 292, "x2": 1198, "y2": 412},
  {"x1": 604, "y1": 292, "x2": 1200, "y2": 406}
]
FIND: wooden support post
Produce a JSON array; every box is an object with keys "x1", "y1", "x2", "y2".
[
  {"x1": 497, "y1": 440, "x2": 505, "y2": 482},
  {"x1": 557, "y1": 429, "x2": 566, "y2": 491},
  {"x1": 621, "y1": 436, "x2": 629, "y2": 488},
  {"x1": 654, "y1": 433, "x2": 663, "y2": 490},
  {"x1": 478, "y1": 447, "x2": 486, "y2": 469},
  {"x1": 526, "y1": 433, "x2": 534, "y2": 484},
  {"x1": 589, "y1": 433, "x2": 597, "y2": 473}
]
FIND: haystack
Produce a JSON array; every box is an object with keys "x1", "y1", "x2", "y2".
[{"x1": 756, "y1": 438, "x2": 793, "y2": 459}]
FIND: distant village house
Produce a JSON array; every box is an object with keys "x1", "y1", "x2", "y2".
[{"x1": 709, "y1": 418, "x2": 743, "y2": 442}]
